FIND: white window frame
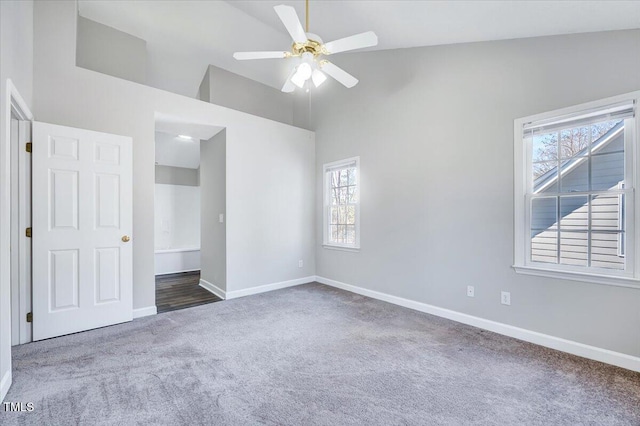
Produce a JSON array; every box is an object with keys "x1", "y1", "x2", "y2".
[
  {"x1": 513, "y1": 91, "x2": 640, "y2": 288},
  {"x1": 323, "y1": 156, "x2": 360, "y2": 251}
]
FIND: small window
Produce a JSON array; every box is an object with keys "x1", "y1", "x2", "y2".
[
  {"x1": 514, "y1": 92, "x2": 640, "y2": 287},
  {"x1": 323, "y1": 157, "x2": 360, "y2": 250}
]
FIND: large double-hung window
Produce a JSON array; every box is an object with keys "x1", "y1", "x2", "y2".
[{"x1": 514, "y1": 92, "x2": 640, "y2": 287}]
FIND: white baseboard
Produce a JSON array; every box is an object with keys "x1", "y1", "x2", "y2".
[
  {"x1": 133, "y1": 306, "x2": 157, "y2": 319},
  {"x1": 226, "y1": 276, "x2": 315, "y2": 300},
  {"x1": 0, "y1": 370, "x2": 11, "y2": 403},
  {"x1": 315, "y1": 276, "x2": 640, "y2": 373},
  {"x1": 199, "y1": 279, "x2": 226, "y2": 300}
]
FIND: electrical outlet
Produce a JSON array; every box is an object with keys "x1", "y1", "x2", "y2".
[
  {"x1": 219, "y1": 214, "x2": 224, "y2": 223},
  {"x1": 501, "y1": 291, "x2": 511, "y2": 306},
  {"x1": 298, "y1": 260, "x2": 303, "y2": 268},
  {"x1": 467, "y1": 286, "x2": 474, "y2": 297}
]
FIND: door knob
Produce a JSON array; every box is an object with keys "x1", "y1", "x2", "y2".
[{"x1": 122, "y1": 235, "x2": 131, "y2": 242}]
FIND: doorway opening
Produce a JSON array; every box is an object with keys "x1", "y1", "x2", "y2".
[{"x1": 154, "y1": 115, "x2": 226, "y2": 313}]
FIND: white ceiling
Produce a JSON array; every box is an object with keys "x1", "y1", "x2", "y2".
[{"x1": 78, "y1": 1, "x2": 640, "y2": 95}]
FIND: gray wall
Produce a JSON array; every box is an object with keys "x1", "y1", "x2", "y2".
[
  {"x1": 197, "y1": 66, "x2": 211, "y2": 103},
  {"x1": 199, "y1": 64, "x2": 311, "y2": 129},
  {"x1": 76, "y1": 15, "x2": 147, "y2": 84},
  {"x1": 312, "y1": 30, "x2": 640, "y2": 357},
  {"x1": 200, "y1": 130, "x2": 226, "y2": 291},
  {"x1": 155, "y1": 165, "x2": 199, "y2": 186}
]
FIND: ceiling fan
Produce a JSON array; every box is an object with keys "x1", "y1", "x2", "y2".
[{"x1": 233, "y1": 1, "x2": 378, "y2": 92}]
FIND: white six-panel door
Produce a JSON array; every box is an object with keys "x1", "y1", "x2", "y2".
[{"x1": 32, "y1": 122, "x2": 133, "y2": 341}]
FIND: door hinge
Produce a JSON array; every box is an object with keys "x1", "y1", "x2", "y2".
[
  {"x1": 26, "y1": 312, "x2": 32, "y2": 323},
  {"x1": 25, "y1": 227, "x2": 31, "y2": 238},
  {"x1": 25, "y1": 142, "x2": 32, "y2": 153}
]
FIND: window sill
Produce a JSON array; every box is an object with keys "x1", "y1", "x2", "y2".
[
  {"x1": 322, "y1": 244, "x2": 360, "y2": 253},
  {"x1": 512, "y1": 265, "x2": 640, "y2": 289}
]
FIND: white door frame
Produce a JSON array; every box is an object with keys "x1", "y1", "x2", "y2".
[
  {"x1": 10, "y1": 103, "x2": 32, "y2": 345},
  {"x1": 5, "y1": 79, "x2": 33, "y2": 345},
  {"x1": 1, "y1": 79, "x2": 33, "y2": 402}
]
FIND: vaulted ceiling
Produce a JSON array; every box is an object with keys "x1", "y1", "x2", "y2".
[{"x1": 78, "y1": 0, "x2": 640, "y2": 97}]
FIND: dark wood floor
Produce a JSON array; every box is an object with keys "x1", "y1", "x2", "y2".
[{"x1": 156, "y1": 271, "x2": 222, "y2": 314}]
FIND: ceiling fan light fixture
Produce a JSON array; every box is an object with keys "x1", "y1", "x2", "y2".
[
  {"x1": 233, "y1": 3, "x2": 378, "y2": 92},
  {"x1": 311, "y1": 69, "x2": 327, "y2": 87},
  {"x1": 291, "y1": 70, "x2": 306, "y2": 88},
  {"x1": 291, "y1": 62, "x2": 312, "y2": 88}
]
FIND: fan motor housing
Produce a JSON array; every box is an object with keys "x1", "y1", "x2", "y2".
[{"x1": 292, "y1": 33, "x2": 325, "y2": 57}]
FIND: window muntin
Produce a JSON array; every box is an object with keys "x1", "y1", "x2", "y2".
[
  {"x1": 323, "y1": 157, "x2": 360, "y2": 249},
  {"x1": 514, "y1": 94, "x2": 639, "y2": 285}
]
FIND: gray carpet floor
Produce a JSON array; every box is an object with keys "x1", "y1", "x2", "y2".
[{"x1": 2, "y1": 282, "x2": 639, "y2": 425}]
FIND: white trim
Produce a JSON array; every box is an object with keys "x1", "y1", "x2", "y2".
[
  {"x1": 225, "y1": 276, "x2": 315, "y2": 300},
  {"x1": 513, "y1": 265, "x2": 640, "y2": 289},
  {"x1": 199, "y1": 279, "x2": 226, "y2": 300},
  {"x1": 132, "y1": 306, "x2": 157, "y2": 319},
  {"x1": 154, "y1": 247, "x2": 200, "y2": 254},
  {"x1": 315, "y1": 276, "x2": 640, "y2": 372},
  {"x1": 322, "y1": 244, "x2": 360, "y2": 252},
  {"x1": 14, "y1": 120, "x2": 31, "y2": 345},
  {"x1": 522, "y1": 92, "x2": 640, "y2": 126},
  {"x1": 155, "y1": 268, "x2": 200, "y2": 276},
  {"x1": 0, "y1": 370, "x2": 11, "y2": 403},
  {"x1": 6, "y1": 79, "x2": 34, "y2": 121}
]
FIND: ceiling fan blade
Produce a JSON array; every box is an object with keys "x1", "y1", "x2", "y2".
[
  {"x1": 281, "y1": 68, "x2": 297, "y2": 93},
  {"x1": 323, "y1": 31, "x2": 378, "y2": 54},
  {"x1": 233, "y1": 51, "x2": 288, "y2": 60},
  {"x1": 274, "y1": 5, "x2": 308, "y2": 44},
  {"x1": 320, "y1": 61, "x2": 359, "y2": 88}
]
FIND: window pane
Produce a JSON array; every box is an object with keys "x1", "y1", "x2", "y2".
[
  {"x1": 591, "y1": 194, "x2": 622, "y2": 231},
  {"x1": 559, "y1": 158, "x2": 588, "y2": 193},
  {"x1": 531, "y1": 197, "x2": 557, "y2": 230},
  {"x1": 346, "y1": 225, "x2": 356, "y2": 244},
  {"x1": 559, "y1": 231, "x2": 588, "y2": 266},
  {"x1": 348, "y1": 168, "x2": 357, "y2": 186},
  {"x1": 337, "y1": 206, "x2": 346, "y2": 224},
  {"x1": 590, "y1": 232, "x2": 624, "y2": 270},
  {"x1": 559, "y1": 196, "x2": 588, "y2": 230},
  {"x1": 330, "y1": 171, "x2": 340, "y2": 188},
  {"x1": 330, "y1": 207, "x2": 338, "y2": 224},
  {"x1": 591, "y1": 120, "x2": 622, "y2": 149},
  {"x1": 532, "y1": 132, "x2": 557, "y2": 163},
  {"x1": 337, "y1": 225, "x2": 346, "y2": 243},
  {"x1": 531, "y1": 230, "x2": 558, "y2": 264},
  {"x1": 348, "y1": 186, "x2": 357, "y2": 203},
  {"x1": 346, "y1": 205, "x2": 356, "y2": 224},
  {"x1": 591, "y1": 152, "x2": 624, "y2": 191},
  {"x1": 330, "y1": 225, "x2": 338, "y2": 242},
  {"x1": 560, "y1": 126, "x2": 589, "y2": 159},
  {"x1": 337, "y1": 187, "x2": 347, "y2": 204},
  {"x1": 533, "y1": 161, "x2": 558, "y2": 181},
  {"x1": 339, "y1": 169, "x2": 348, "y2": 186},
  {"x1": 330, "y1": 187, "x2": 340, "y2": 205}
]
